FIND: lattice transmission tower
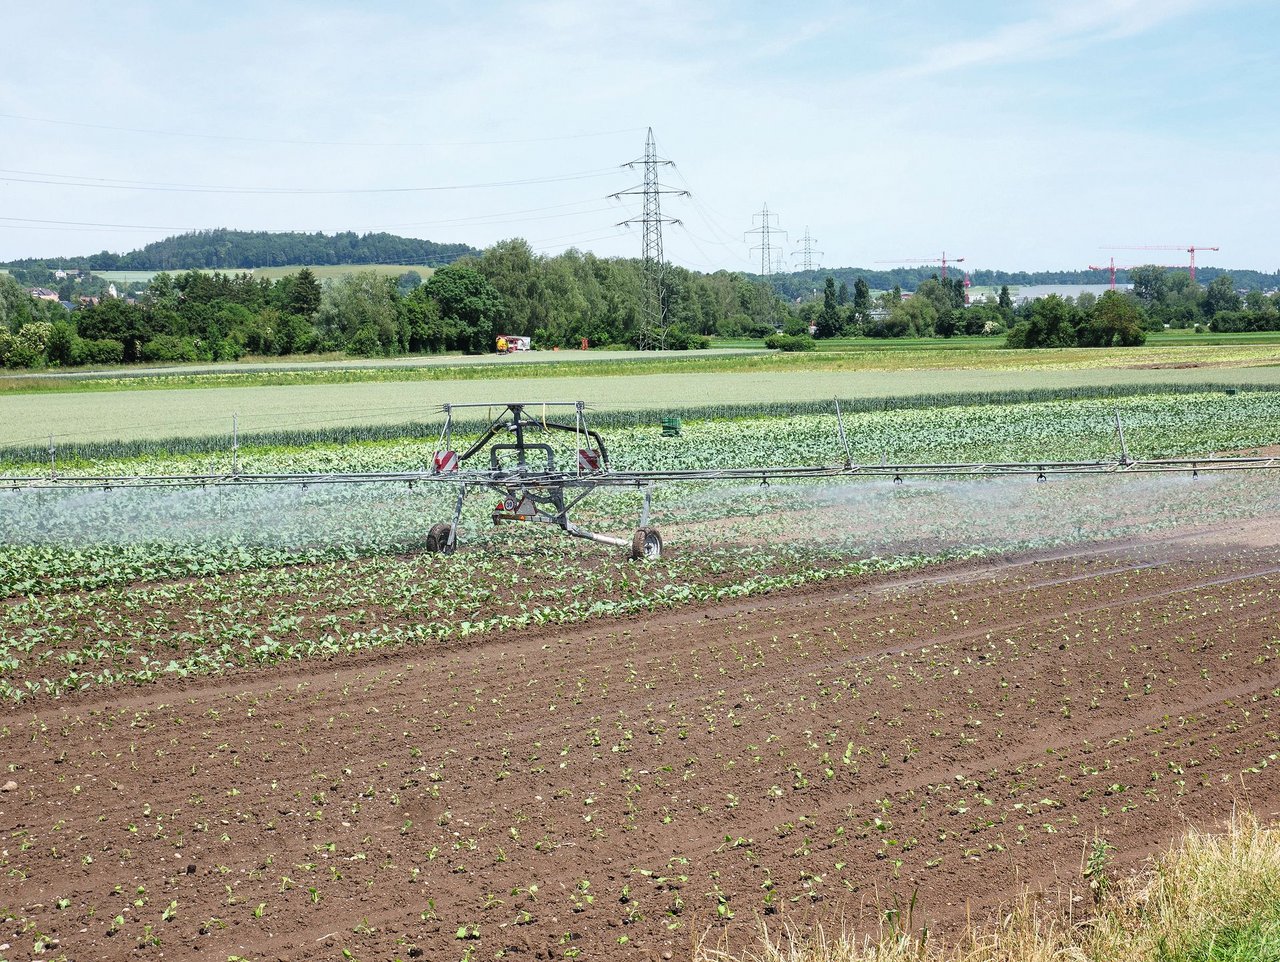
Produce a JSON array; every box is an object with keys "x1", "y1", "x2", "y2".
[
  {"x1": 745, "y1": 203, "x2": 786, "y2": 280},
  {"x1": 610, "y1": 128, "x2": 688, "y2": 349},
  {"x1": 793, "y1": 226, "x2": 823, "y2": 271},
  {"x1": 746, "y1": 204, "x2": 787, "y2": 327}
]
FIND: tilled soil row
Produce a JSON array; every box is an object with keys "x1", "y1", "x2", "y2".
[{"x1": 2, "y1": 519, "x2": 1279, "y2": 961}]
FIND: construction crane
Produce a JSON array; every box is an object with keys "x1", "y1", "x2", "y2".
[
  {"x1": 1104, "y1": 245, "x2": 1219, "y2": 284},
  {"x1": 876, "y1": 252, "x2": 965, "y2": 282},
  {"x1": 1088, "y1": 256, "x2": 1143, "y2": 290},
  {"x1": 1090, "y1": 255, "x2": 1177, "y2": 289}
]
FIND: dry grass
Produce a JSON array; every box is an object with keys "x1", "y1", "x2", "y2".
[{"x1": 697, "y1": 811, "x2": 1280, "y2": 962}]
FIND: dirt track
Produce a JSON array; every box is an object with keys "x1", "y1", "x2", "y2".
[{"x1": 3, "y1": 520, "x2": 1279, "y2": 961}]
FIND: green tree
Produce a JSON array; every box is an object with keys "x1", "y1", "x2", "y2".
[
  {"x1": 1079, "y1": 290, "x2": 1147, "y2": 346},
  {"x1": 914, "y1": 278, "x2": 954, "y2": 336},
  {"x1": 477, "y1": 238, "x2": 543, "y2": 336},
  {"x1": 288, "y1": 267, "x2": 322, "y2": 317},
  {"x1": 396, "y1": 270, "x2": 423, "y2": 294},
  {"x1": 1005, "y1": 294, "x2": 1078, "y2": 349},
  {"x1": 315, "y1": 272, "x2": 400, "y2": 353},
  {"x1": 1129, "y1": 265, "x2": 1169, "y2": 308},
  {"x1": 886, "y1": 295, "x2": 936, "y2": 338},
  {"x1": 423, "y1": 262, "x2": 506, "y2": 354},
  {"x1": 402, "y1": 288, "x2": 447, "y2": 352},
  {"x1": 997, "y1": 284, "x2": 1013, "y2": 315},
  {"x1": 1204, "y1": 274, "x2": 1241, "y2": 318},
  {"x1": 0, "y1": 321, "x2": 54, "y2": 367},
  {"x1": 962, "y1": 303, "x2": 1004, "y2": 336},
  {"x1": 76, "y1": 299, "x2": 152, "y2": 361},
  {"x1": 852, "y1": 277, "x2": 871, "y2": 314},
  {"x1": 815, "y1": 277, "x2": 841, "y2": 338},
  {"x1": 47, "y1": 320, "x2": 76, "y2": 365}
]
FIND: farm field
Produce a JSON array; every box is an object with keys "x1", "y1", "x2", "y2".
[
  {"x1": 3, "y1": 520, "x2": 1279, "y2": 960},
  {"x1": 715, "y1": 330, "x2": 1280, "y2": 352},
  {"x1": 5, "y1": 363, "x2": 1280, "y2": 449},
  {"x1": 3, "y1": 398, "x2": 1280, "y2": 960},
  {"x1": 1, "y1": 347, "x2": 766, "y2": 385},
  {"x1": 4, "y1": 340, "x2": 1280, "y2": 396},
  {"x1": 91, "y1": 264, "x2": 440, "y2": 284}
]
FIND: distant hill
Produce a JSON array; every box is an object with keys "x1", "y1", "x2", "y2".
[
  {"x1": 770, "y1": 265, "x2": 1280, "y2": 297},
  {"x1": 3, "y1": 229, "x2": 477, "y2": 272}
]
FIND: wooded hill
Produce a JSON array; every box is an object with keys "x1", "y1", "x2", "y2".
[
  {"x1": 6, "y1": 230, "x2": 1275, "y2": 293},
  {"x1": 3, "y1": 229, "x2": 477, "y2": 272}
]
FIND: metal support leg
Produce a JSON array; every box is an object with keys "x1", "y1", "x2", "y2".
[
  {"x1": 449, "y1": 483, "x2": 466, "y2": 550},
  {"x1": 639, "y1": 484, "x2": 652, "y2": 527}
]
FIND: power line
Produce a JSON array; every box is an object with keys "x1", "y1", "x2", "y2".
[
  {"x1": 0, "y1": 112, "x2": 645, "y2": 149},
  {"x1": 0, "y1": 166, "x2": 620, "y2": 195},
  {"x1": 0, "y1": 199, "x2": 618, "y2": 236}
]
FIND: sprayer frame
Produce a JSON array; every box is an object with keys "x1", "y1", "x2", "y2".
[{"x1": 5, "y1": 400, "x2": 1279, "y2": 561}]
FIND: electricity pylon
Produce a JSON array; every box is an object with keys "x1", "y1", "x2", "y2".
[
  {"x1": 610, "y1": 128, "x2": 688, "y2": 349},
  {"x1": 793, "y1": 226, "x2": 823, "y2": 271},
  {"x1": 746, "y1": 204, "x2": 787, "y2": 328}
]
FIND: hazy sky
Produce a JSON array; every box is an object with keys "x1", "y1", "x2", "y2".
[{"x1": 2, "y1": 0, "x2": 1276, "y2": 273}]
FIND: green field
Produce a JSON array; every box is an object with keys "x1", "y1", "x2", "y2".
[
  {"x1": 1, "y1": 332, "x2": 1277, "y2": 450},
  {"x1": 4, "y1": 339, "x2": 1280, "y2": 398},
  {"x1": 4, "y1": 363, "x2": 1280, "y2": 450},
  {"x1": 89, "y1": 270, "x2": 165, "y2": 284},
  {"x1": 92, "y1": 263, "x2": 439, "y2": 284},
  {"x1": 716, "y1": 330, "x2": 1280, "y2": 351}
]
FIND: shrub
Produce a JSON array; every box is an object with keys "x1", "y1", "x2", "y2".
[
  {"x1": 139, "y1": 335, "x2": 199, "y2": 363},
  {"x1": 1, "y1": 322, "x2": 54, "y2": 368},
  {"x1": 764, "y1": 333, "x2": 816, "y2": 352},
  {"x1": 346, "y1": 325, "x2": 384, "y2": 357},
  {"x1": 71, "y1": 338, "x2": 125, "y2": 366}
]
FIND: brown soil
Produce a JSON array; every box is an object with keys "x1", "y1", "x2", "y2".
[{"x1": 3, "y1": 520, "x2": 1279, "y2": 961}]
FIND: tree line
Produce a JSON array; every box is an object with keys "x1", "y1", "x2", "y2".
[
  {"x1": 3, "y1": 229, "x2": 476, "y2": 273},
  {"x1": 0, "y1": 239, "x2": 788, "y2": 368},
  {"x1": 5, "y1": 238, "x2": 1279, "y2": 369},
  {"x1": 774, "y1": 264, "x2": 1279, "y2": 299}
]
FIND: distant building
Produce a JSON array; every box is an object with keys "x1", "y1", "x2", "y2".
[
  {"x1": 30, "y1": 287, "x2": 59, "y2": 301},
  {"x1": 107, "y1": 283, "x2": 119, "y2": 299},
  {"x1": 1013, "y1": 283, "x2": 1130, "y2": 305}
]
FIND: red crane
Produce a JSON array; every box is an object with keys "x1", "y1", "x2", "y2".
[
  {"x1": 1089, "y1": 257, "x2": 1181, "y2": 290},
  {"x1": 1104, "y1": 244, "x2": 1219, "y2": 284},
  {"x1": 876, "y1": 251, "x2": 966, "y2": 281},
  {"x1": 1088, "y1": 256, "x2": 1142, "y2": 290}
]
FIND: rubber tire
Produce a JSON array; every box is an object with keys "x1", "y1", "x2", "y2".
[
  {"x1": 428, "y1": 522, "x2": 457, "y2": 555},
  {"x1": 630, "y1": 526, "x2": 662, "y2": 560}
]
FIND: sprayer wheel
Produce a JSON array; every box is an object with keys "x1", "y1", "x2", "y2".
[
  {"x1": 427, "y1": 522, "x2": 457, "y2": 555},
  {"x1": 630, "y1": 526, "x2": 663, "y2": 561}
]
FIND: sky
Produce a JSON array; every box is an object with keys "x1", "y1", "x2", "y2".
[{"x1": 1, "y1": 0, "x2": 1277, "y2": 274}]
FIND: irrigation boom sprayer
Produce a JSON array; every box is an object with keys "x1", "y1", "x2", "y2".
[{"x1": 4, "y1": 400, "x2": 1279, "y2": 560}]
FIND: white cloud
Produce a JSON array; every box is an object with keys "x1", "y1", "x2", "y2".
[{"x1": 880, "y1": 0, "x2": 1213, "y2": 82}]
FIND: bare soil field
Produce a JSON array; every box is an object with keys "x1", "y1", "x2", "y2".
[{"x1": 3, "y1": 520, "x2": 1279, "y2": 961}]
